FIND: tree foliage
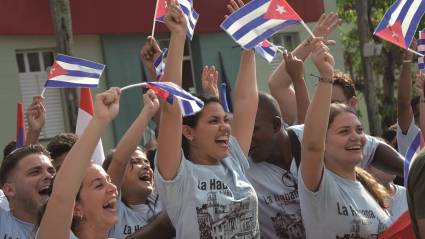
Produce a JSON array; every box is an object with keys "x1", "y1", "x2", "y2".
[{"x1": 337, "y1": 0, "x2": 425, "y2": 133}]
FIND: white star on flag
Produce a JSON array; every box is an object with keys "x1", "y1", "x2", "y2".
[{"x1": 276, "y1": 4, "x2": 286, "y2": 14}]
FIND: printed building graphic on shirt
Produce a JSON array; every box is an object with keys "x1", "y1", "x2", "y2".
[
  {"x1": 270, "y1": 208, "x2": 305, "y2": 239},
  {"x1": 335, "y1": 218, "x2": 387, "y2": 239},
  {"x1": 196, "y1": 191, "x2": 258, "y2": 239}
]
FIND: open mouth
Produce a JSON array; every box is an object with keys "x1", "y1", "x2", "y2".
[
  {"x1": 38, "y1": 185, "x2": 51, "y2": 196},
  {"x1": 215, "y1": 135, "x2": 229, "y2": 148},
  {"x1": 345, "y1": 145, "x2": 362, "y2": 151},
  {"x1": 103, "y1": 198, "x2": 117, "y2": 211},
  {"x1": 138, "y1": 173, "x2": 152, "y2": 182}
]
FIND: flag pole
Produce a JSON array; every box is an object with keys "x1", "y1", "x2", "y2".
[
  {"x1": 121, "y1": 82, "x2": 147, "y2": 92},
  {"x1": 151, "y1": 0, "x2": 160, "y2": 38},
  {"x1": 407, "y1": 47, "x2": 424, "y2": 57},
  {"x1": 41, "y1": 87, "x2": 47, "y2": 97},
  {"x1": 300, "y1": 20, "x2": 315, "y2": 38}
]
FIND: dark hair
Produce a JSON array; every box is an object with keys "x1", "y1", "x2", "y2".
[
  {"x1": 328, "y1": 103, "x2": 357, "y2": 127},
  {"x1": 0, "y1": 144, "x2": 50, "y2": 187},
  {"x1": 182, "y1": 95, "x2": 221, "y2": 159},
  {"x1": 3, "y1": 140, "x2": 17, "y2": 158},
  {"x1": 102, "y1": 149, "x2": 116, "y2": 171},
  {"x1": 333, "y1": 71, "x2": 356, "y2": 100},
  {"x1": 47, "y1": 133, "x2": 78, "y2": 161},
  {"x1": 381, "y1": 124, "x2": 398, "y2": 150},
  {"x1": 411, "y1": 95, "x2": 420, "y2": 109}
]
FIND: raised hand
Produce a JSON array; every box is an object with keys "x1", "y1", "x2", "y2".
[
  {"x1": 313, "y1": 12, "x2": 342, "y2": 46},
  {"x1": 201, "y1": 65, "x2": 219, "y2": 97},
  {"x1": 225, "y1": 0, "x2": 245, "y2": 17},
  {"x1": 94, "y1": 87, "x2": 121, "y2": 122},
  {"x1": 284, "y1": 51, "x2": 304, "y2": 81},
  {"x1": 27, "y1": 96, "x2": 46, "y2": 132},
  {"x1": 311, "y1": 41, "x2": 335, "y2": 78},
  {"x1": 164, "y1": 1, "x2": 187, "y2": 35},
  {"x1": 404, "y1": 38, "x2": 417, "y2": 61},
  {"x1": 143, "y1": 90, "x2": 160, "y2": 116},
  {"x1": 141, "y1": 37, "x2": 162, "y2": 67},
  {"x1": 416, "y1": 71, "x2": 425, "y2": 97}
]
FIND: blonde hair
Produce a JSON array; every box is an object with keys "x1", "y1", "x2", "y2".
[{"x1": 355, "y1": 167, "x2": 391, "y2": 209}]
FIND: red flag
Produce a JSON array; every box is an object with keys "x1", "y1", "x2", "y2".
[
  {"x1": 154, "y1": 0, "x2": 168, "y2": 22},
  {"x1": 374, "y1": 20, "x2": 406, "y2": 49},
  {"x1": 264, "y1": 0, "x2": 302, "y2": 21},
  {"x1": 16, "y1": 102, "x2": 26, "y2": 148},
  {"x1": 379, "y1": 211, "x2": 415, "y2": 239}
]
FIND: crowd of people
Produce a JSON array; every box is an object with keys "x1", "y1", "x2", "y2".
[{"x1": 1, "y1": 0, "x2": 425, "y2": 238}]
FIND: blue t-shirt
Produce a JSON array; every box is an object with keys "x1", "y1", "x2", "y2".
[
  {"x1": 0, "y1": 208, "x2": 34, "y2": 239},
  {"x1": 155, "y1": 136, "x2": 260, "y2": 239},
  {"x1": 108, "y1": 192, "x2": 162, "y2": 238}
]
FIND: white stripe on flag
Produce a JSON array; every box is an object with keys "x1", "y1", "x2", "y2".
[
  {"x1": 237, "y1": 19, "x2": 286, "y2": 46},
  {"x1": 57, "y1": 61, "x2": 104, "y2": 75},
  {"x1": 76, "y1": 108, "x2": 105, "y2": 165},
  {"x1": 225, "y1": 2, "x2": 270, "y2": 35},
  {"x1": 401, "y1": 0, "x2": 422, "y2": 36},
  {"x1": 49, "y1": 75, "x2": 100, "y2": 85},
  {"x1": 389, "y1": 0, "x2": 408, "y2": 25}
]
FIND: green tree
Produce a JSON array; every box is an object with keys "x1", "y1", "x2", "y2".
[{"x1": 337, "y1": 0, "x2": 425, "y2": 135}]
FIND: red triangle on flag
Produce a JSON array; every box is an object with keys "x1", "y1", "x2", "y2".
[
  {"x1": 378, "y1": 211, "x2": 414, "y2": 239},
  {"x1": 375, "y1": 20, "x2": 406, "y2": 49},
  {"x1": 47, "y1": 62, "x2": 68, "y2": 79},
  {"x1": 264, "y1": 0, "x2": 302, "y2": 21},
  {"x1": 155, "y1": 0, "x2": 168, "y2": 20},
  {"x1": 80, "y1": 88, "x2": 94, "y2": 115}
]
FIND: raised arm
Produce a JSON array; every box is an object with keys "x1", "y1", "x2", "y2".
[
  {"x1": 284, "y1": 51, "x2": 309, "y2": 124},
  {"x1": 140, "y1": 37, "x2": 163, "y2": 81},
  {"x1": 201, "y1": 65, "x2": 219, "y2": 97},
  {"x1": 38, "y1": 88, "x2": 121, "y2": 239},
  {"x1": 107, "y1": 91, "x2": 159, "y2": 192},
  {"x1": 397, "y1": 42, "x2": 416, "y2": 132},
  {"x1": 300, "y1": 42, "x2": 335, "y2": 192},
  {"x1": 416, "y1": 72, "x2": 425, "y2": 140},
  {"x1": 26, "y1": 96, "x2": 45, "y2": 145},
  {"x1": 127, "y1": 211, "x2": 176, "y2": 239},
  {"x1": 156, "y1": 2, "x2": 187, "y2": 180}
]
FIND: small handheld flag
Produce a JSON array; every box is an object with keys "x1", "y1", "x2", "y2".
[
  {"x1": 374, "y1": 0, "x2": 425, "y2": 55},
  {"x1": 154, "y1": 0, "x2": 199, "y2": 40},
  {"x1": 16, "y1": 102, "x2": 26, "y2": 148},
  {"x1": 153, "y1": 48, "x2": 168, "y2": 80},
  {"x1": 76, "y1": 88, "x2": 105, "y2": 165},
  {"x1": 418, "y1": 29, "x2": 425, "y2": 72},
  {"x1": 220, "y1": 0, "x2": 302, "y2": 49},
  {"x1": 120, "y1": 82, "x2": 204, "y2": 116},
  {"x1": 219, "y1": 83, "x2": 230, "y2": 113},
  {"x1": 44, "y1": 54, "x2": 105, "y2": 91},
  {"x1": 404, "y1": 131, "x2": 425, "y2": 186},
  {"x1": 254, "y1": 40, "x2": 280, "y2": 63}
]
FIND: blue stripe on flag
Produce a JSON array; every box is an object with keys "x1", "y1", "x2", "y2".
[
  {"x1": 232, "y1": 15, "x2": 271, "y2": 40},
  {"x1": 45, "y1": 80, "x2": 98, "y2": 88},
  {"x1": 374, "y1": 0, "x2": 402, "y2": 32},
  {"x1": 397, "y1": 0, "x2": 415, "y2": 24},
  {"x1": 219, "y1": 83, "x2": 230, "y2": 113},
  {"x1": 56, "y1": 54, "x2": 105, "y2": 70},
  {"x1": 244, "y1": 21, "x2": 296, "y2": 48},
  {"x1": 418, "y1": 39, "x2": 425, "y2": 45},
  {"x1": 404, "y1": 131, "x2": 422, "y2": 186},
  {"x1": 66, "y1": 70, "x2": 101, "y2": 79},
  {"x1": 404, "y1": 1, "x2": 425, "y2": 46},
  {"x1": 221, "y1": 0, "x2": 269, "y2": 29}
]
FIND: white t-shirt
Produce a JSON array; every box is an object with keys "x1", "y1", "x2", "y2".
[
  {"x1": 396, "y1": 119, "x2": 421, "y2": 157},
  {"x1": 155, "y1": 136, "x2": 260, "y2": 239},
  {"x1": 299, "y1": 168, "x2": 391, "y2": 239},
  {"x1": 0, "y1": 208, "x2": 34, "y2": 239},
  {"x1": 108, "y1": 192, "x2": 162, "y2": 238},
  {"x1": 288, "y1": 124, "x2": 378, "y2": 168},
  {"x1": 0, "y1": 189, "x2": 10, "y2": 211},
  {"x1": 247, "y1": 159, "x2": 305, "y2": 239},
  {"x1": 388, "y1": 184, "x2": 407, "y2": 223}
]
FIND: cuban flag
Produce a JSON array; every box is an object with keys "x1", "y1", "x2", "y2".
[
  {"x1": 219, "y1": 82, "x2": 231, "y2": 113},
  {"x1": 16, "y1": 102, "x2": 26, "y2": 148},
  {"x1": 374, "y1": 0, "x2": 425, "y2": 50},
  {"x1": 418, "y1": 29, "x2": 425, "y2": 72},
  {"x1": 46, "y1": 54, "x2": 105, "y2": 88},
  {"x1": 379, "y1": 211, "x2": 414, "y2": 239},
  {"x1": 221, "y1": 0, "x2": 301, "y2": 49},
  {"x1": 254, "y1": 40, "x2": 279, "y2": 63},
  {"x1": 404, "y1": 131, "x2": 425, "y2": 186},
  {"x1": 154, "y1": 48, "x2": 168, "y2": 80},
  {"x1": 76, "y1": 88, "x2": 105, "y2": 165},
  {"x1": 154, "y1": 0, "x2": 199, "y2": 40},
  {"x1": 145, "y1": 81, "x2": 204, "y2": 116}
]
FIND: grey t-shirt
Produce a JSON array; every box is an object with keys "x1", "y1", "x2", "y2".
[
  {"x1": 247, "y1": 159, "x2": 305, "y2": 239},
  {"x1": 0, "y1": 208, "x2": 34, "y2": 239},
  {"x1": 388, "y1": 184, "x2": 407, "y2": 223},
  {"x1": 299, "y1": 168, "x2": 391, "y2": 239},
  {"x1": 288, "y1": 124, "x2": 378, "y2": 168},
  {"x1": 155, "y1": 136, "x2": 260, "y2": 239},
  {"x1": 108, "y1": 192, "x2": 162, "y2": 238},
  {"x1": 0, "y1": 190, "x2": 9, "y2": 211},
  {"x1": 396, "y1": 119, "x2": 421, "y2": 157}
]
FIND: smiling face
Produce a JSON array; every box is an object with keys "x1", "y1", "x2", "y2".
[
  {"x1": 183, "y1": 102, "x2": 231, "y2": 163},
  {"x1": 121, "y1": 149, "x2": 154, "y2": 202},
  {"x1": 74, "y1": 164, "x2": 118, "y2": 230},
  {"x1": 9, "y1": 154, "x2": 55, "y2": 214},
  {"x1": 325, "y1": 111, "x2": 366, "y2": 168}
]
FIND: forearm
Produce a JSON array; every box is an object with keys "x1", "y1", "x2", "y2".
[
  {"x1": 397, "y1": 61, "x2": 413, "y2": 130},
  {"x1": 162, "y1": 33, "x2": 185, "y2": 86},
  {"x1": 292, "y1": 77, "x2": 310, "y2": 124},
  {"x1": 108, "y1": 110, "x2": 154, "y2": 189},
  {"x1": 26, "y1": 128, "x2": 41, "y2": 145},
  {"x1": 292, "y1": 37, "x2": 313, "y2": 61},
  {"x1": 126, "y1": 211, "x2": 175, "y2": 239}
]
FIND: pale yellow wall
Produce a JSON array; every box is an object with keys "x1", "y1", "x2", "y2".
[{"x1": 0, "y1": 35, "x2": 115, "y2": 157}]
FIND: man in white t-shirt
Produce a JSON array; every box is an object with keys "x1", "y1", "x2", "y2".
[{"x1": 0, "y1": 145, "x2": 55, "y2": 239}]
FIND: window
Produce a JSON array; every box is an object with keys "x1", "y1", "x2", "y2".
[
  {"x1": 16, "y1": 50, "x2": 66, "y2": 140},
  {"x1": 270, "y1": 32, "x2": 300, "y2": 70},
  {"x1": 157, "y1": 38, "x2": 197, "y2": 93}
]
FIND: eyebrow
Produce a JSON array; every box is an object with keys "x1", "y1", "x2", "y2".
[
  {"x1": 89, "y1": 178, "x2": 103, "y2": 187},
  {"x1": 26, "y1": 166, "x2": 42, "y2": 174}
]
